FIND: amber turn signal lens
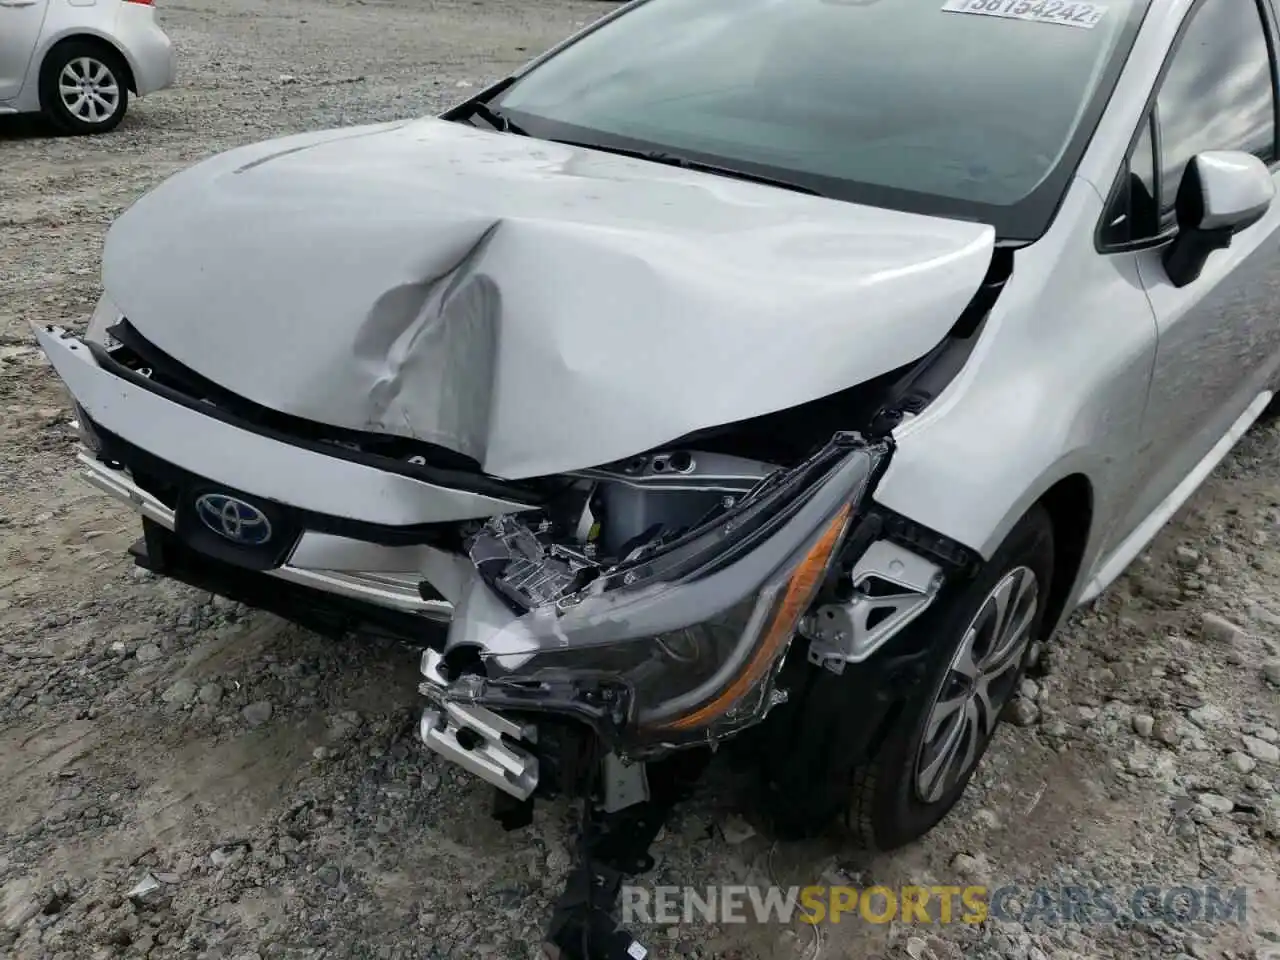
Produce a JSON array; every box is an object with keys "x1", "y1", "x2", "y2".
[{"x1": 663, "y1": 502, "x2": 852, "y2": 731}]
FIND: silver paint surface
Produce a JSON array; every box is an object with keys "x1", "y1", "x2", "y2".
[
  {"x1": 100, "y1": 117, "x2": 994, "y2": 479},
  {"x1": 876, "y1": 0, "x2": 1280, "y2": 622}
]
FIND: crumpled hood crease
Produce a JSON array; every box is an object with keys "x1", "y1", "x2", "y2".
[{"x1": 101, "y1": 117, "x2": 996, "y2": 479}]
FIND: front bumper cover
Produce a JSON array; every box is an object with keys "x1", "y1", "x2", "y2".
[
  {"x1": 34, "y1": 322, "x2": 910, "y2": 800},
  {"x1": 33, "y1": 323, "x2": 534, "y2": 527},
  {"x1": 79, "y1": 451, "x2": 453, "y2": 621}
]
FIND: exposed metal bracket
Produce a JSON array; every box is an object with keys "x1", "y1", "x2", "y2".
[
  {"x1": 802, "y1": 540, "x2": 943, "y2": 674},
  {"x1": 418, "y1": 649, "x2": 540, "y2": 800},
  {"x1": 600, "y1": 752, "x2": 650, "y2": 813}
]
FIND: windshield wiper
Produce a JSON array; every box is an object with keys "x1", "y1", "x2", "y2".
[
  {"x1": 460, "y1": 101, "x2": 530, "y2": 137},
  {"x1": 549, "y1": 140, "x2": 822, "y2": 196}
]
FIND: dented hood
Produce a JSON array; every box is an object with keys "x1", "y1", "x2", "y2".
[{"x1": 102, "y1": 117, "x2": 995, "y2": 479}]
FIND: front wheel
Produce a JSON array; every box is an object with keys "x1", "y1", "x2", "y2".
[
  {"x1": 759, "y1": 505, "x2": 1054, "y2": 850},
  {"x1": 40, "y1": 41, "x2": 130, "y2": 135}
]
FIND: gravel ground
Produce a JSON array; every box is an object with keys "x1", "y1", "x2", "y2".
[{"x1": 1, "y1": 2, "x2": 1278, "y2": 958}]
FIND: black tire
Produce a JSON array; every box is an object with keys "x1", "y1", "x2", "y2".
[
  {"x1": 760, "y1": 505, "x2": 1055, "y2": 850},
  {"x1": 1261, "y1": 393, "x2": 1280, "y2": 421},
  {"x1": 40, "y1": 40, "x2": 130, "y2": 135}
]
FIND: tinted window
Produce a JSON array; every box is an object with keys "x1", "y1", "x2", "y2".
[
  {"x1": 494, "y1": 0, "x2": 1151, "y2": 240},
  {"x1": 1156, "y1": 0, "x2": 1277, "y2": 222},
  {"x1": 1131, "y1": 117, "x2": 1158, "y2": 226},
  {"x1": 1101, "y1": 114, "x2": 1158, "y2": 246}
]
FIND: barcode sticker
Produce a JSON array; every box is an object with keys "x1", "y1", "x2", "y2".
[{"x1": 941, "y1": 0, "x2": 1108, "y2": 28}]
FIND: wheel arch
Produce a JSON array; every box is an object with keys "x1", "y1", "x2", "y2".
[
  {"x1": 1035, "y1": 473, "x2": 1094, "y2": 639},
  {"x1": 874, "y1": 450, "x2": 1104, "y2": 640},
  {"x1": 38, "y1": 32, "x2": 138, "y2": 96}
]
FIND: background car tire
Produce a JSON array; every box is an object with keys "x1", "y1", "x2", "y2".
[
  {"x1": 757, "y1": 505, "x2": 1055, "y2": 850},
  {"x1": 40, "y1": 41, "x2": 130, "y2": 135}
]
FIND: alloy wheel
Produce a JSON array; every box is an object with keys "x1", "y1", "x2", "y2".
[
  {"x1": 58, "y1": 57, "x2": 120, "y2": 126},
  {"x1": 914, "y1": 565, "x2": 1039, "y2": 804}
]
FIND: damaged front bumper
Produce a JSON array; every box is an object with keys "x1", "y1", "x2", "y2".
[
  {"x1": 75, "y1": 450, "x2": 456, "y2": 620},
  {"x1": 34, "y1": 320, "x2": 946, "y2": 803}
]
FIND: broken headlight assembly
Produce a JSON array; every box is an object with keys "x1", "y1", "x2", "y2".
[{"x1": 436, "y1": 433, "x2": 886, "y2": 750}]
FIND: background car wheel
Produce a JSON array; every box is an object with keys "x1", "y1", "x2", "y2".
[
  {"x1": 756, "y1": 505, "x2": 1054, "y2": 849},
  {"x1": 40, "y1": 41, "x2": 130, "y2": 135}
]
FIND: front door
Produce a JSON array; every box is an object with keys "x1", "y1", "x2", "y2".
[
  {"x1": 0, "y1": 0, "x2": 49, "y2": 102},
  {"x1": 1122, "y1": 0, "x2": 1280, "y2": 539}
]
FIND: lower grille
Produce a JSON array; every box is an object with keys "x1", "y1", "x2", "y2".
[{"x1": 76, "y1": 450, "x2": 454, "y2": 623}]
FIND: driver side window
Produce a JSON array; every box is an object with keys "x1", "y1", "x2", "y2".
[
  {"x1": 1101, "y1": 0, "x2": 1277, "y2": 249},
  {"x1": 1155, "y1": 0, "x2": 1276, "y2": 228}
]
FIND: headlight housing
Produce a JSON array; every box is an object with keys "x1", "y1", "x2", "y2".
[{"x1": 437, "y1": 433, "x2": 883, "y2": 748}]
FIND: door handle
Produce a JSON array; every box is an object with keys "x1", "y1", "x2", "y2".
[{"x1": 0, "y1": 1, "x2": 40, "y2": 7}]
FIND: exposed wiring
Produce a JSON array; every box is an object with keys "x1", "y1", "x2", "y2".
[
  {"x1": 763, "y1": 840, "x2": 823, "y2": 960},
  {"x1": 806, "y1": 922, "x2": 825, "y2": 960}
]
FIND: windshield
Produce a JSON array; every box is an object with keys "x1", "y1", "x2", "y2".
[{"x1": 492, "y1": 0, "x2": 1151, "y2": 240}]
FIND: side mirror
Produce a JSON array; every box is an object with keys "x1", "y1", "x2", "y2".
[{"x1": 1163, "y1": 151, "x2": 1274, "y2": 288}]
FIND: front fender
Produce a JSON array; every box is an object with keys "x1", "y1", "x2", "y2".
[{"x1": 872, "y1": 182, "x2": 1159, "y2": 613}]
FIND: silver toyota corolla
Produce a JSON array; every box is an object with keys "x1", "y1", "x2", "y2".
[
  {"x1": 30, "y1": 0, "x2": 1280, "y2": 876},
  {"x1": 0, "y1": 0, "x2": 174, "y2": 134}
]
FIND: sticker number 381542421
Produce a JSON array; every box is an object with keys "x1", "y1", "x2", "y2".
[{"x1": 940, "y1": 0, "x2": 1109, "y2": 29}]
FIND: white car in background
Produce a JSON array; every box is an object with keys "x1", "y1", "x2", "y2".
[{"x1": 0, "y1": 0, "x2": 174, "y2": 134}]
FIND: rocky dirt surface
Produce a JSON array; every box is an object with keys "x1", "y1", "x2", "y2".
[{"x1": 1, "y1": 1, "x2": 1278, "y2": 957}]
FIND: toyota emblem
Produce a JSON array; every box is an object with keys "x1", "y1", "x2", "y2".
[{"x1": 194, "y1": 493, "x2": 273, "y2": 546}]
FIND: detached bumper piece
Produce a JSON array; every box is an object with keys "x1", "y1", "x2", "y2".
[{"x1": 34, "y1": 321, "x2": 487, "y2": 639}]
